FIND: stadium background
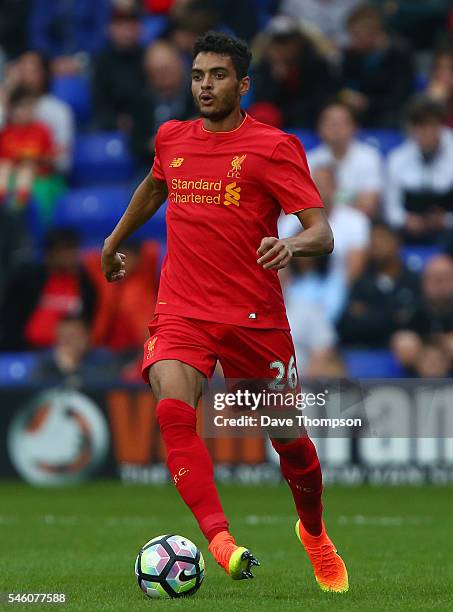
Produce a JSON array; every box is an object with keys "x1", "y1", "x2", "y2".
[{"x1": 0, "y1": 1, "x2": 453, "y2": 485}]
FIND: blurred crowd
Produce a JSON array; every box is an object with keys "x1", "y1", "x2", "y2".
[{"x1": 1, "y1": 0, "x2": 453, "y2": 384}]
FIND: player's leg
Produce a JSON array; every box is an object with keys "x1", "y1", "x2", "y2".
[
  {"x1": 149, "y1": 359, "x2": 230, "y2": 540},
  {"x1": 220, "y1": 326, "x2": 348, "y2": 592},
  {"x1": 142, "y1": 315, "x2": 258, "y2": 579}
]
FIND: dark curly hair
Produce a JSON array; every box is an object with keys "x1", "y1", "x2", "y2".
[{"x1": 192, "y1": 31, "x2": 252, "y2": 80}]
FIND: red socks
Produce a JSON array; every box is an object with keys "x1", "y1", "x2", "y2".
[
  {"x1": 156, "y1": 398, "x2": 322, "y2": 540},
  {"x1": 271, "y1": 436, "x2": 323, "y2": 536},
  {"x1": 156, "y1": 398, "x2": 229, "y2": 542}
]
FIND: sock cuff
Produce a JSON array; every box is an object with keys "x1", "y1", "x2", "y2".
[
  {"x1": 156, "y1": 398, "x2": 197, "y2": 431},
  {"x1": 271, "y1": 435, "x2": 310, "y2": 458}
]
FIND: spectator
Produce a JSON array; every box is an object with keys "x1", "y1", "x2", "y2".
[
  {"x1": 340, "y1": 3, "x2": 414, "y2": 127},
  {"x1": 384, "y1": 97, "x2": 453, "y2": 244},
  {"x1": 84, "y1": 240, "x2": 159, "y2": 352},
  {"x1": 338, "y1": 222, "x2": 419, "y2": 347},
  {"x1": 3, "y1": 52, "x2": 75, "y2": 172},
  {"x1": 414, "y1": 341, "x2": 451, "y2": 377},
  {"x1": 308, "y1": 102, "x2": 383, "y2": 217},
  {"x1": 0, "y1": 87, "x2": 54, "y2": 206},
  {"x1": 426, "y1": 44, "x2": 453, "y2": 128},
  {"x1": 0, "y1": 228, "x2": 96, "y2": 350},
  {"x1": 281, "y1": 164, "x2": 370, "y2": 286},
  {"x1": 377, "y1": 0, "x2": 451, "y2": 52},
  {"x1": 0, "y1": 0, "x2": 31, "y2": 60},
  {"x1": 285, "y1": 293, "x2": 340, "y2": 377},
  {"x1": 29, "y1": 0, "x2": 111, "y2": 73},
  {"x1": 248, "y1": 101, "x2": 284, "y2": 129},
  {"x1": 392, "y1": 255, "x2": 453, "y2": 373},
  {"x1": 130, "y1": 40, "x2": 195, "y2": 165},
  {"x1": 279, "y1": 0, "x2": 360, "y2": 48},
  {"x1": 253, "y1": 16, "x2": 338, "y2": 127},
  {"x1": 168, "y1": 0, "x2": 220, "y2": 61},
  {"x1": 32, "y1": 315, "x2": 118, "y2": 386},
  {"x1": 92, "y1": 7, "x2": 145, "y2": 131}
]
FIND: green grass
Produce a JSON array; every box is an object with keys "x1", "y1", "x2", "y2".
[{"x1": 0, "y1": 482, "x2": 452, "y2": 611}]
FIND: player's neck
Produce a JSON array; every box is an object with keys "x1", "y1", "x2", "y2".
[{"x1": 202, "y1": 108, "x2": 245, "y2": 133}]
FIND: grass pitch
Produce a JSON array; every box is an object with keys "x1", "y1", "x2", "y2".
[{"x1": 0, "y1": 482, "x2": 452, "y2": 611}]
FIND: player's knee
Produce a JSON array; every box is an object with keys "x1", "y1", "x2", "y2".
[
  {"x1": 148, "y1": 362, "x2": 202, "y2": 407},
  {"x1": 156, "y1": 398, "x2": 197, "y2": 435}
]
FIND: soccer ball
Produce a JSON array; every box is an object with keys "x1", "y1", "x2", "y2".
[{"x1": 135, "y1": 534, "x2": 205, "y2": 598}]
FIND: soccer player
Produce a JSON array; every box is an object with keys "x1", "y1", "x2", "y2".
[{"x1": 101, "y1": 32, "x2": 348, "y2": 593}]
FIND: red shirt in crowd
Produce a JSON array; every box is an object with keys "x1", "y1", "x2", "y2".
[
  {"x1": 152, "y1": 112, "x2": 323, "y2": 330},
  {"x1": 24, "y1": 273, "x2": 82, "y2": 347},
  {"x1": 0, "y1": 121, "x2": 53, "y2": 172}
]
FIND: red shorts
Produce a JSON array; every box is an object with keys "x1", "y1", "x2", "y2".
[{"x1": 141, "y1": 313, "x2": 298, "y2": 385}]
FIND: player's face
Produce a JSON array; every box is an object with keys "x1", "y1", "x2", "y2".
[{"x1": 191, "y1": 52, "x2": 249, "y2": 121}]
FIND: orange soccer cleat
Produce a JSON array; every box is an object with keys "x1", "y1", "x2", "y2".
[
  {"x1": 296, "y1": 520, "x2": 349, "y2": 593},
  {"x1": 208, "y1": 531, "x2": 260, "y2": 580}
]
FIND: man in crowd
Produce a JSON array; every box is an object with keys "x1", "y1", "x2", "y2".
[
  {"x1": 338, "y1": 222, "x2": 420, "y2": 346},
  {"x1": 253, "y1": 16, "x2": 338, "y2": 127},
  {"x1": 340, "y1": 3, "x2": 414, "y2": 127},
  {"x1": 384, "y1": 97, "x2": 453, "y2": 244},
  {"x1": 392, "y1": 254, "x2": 453, "y2": 373},
  {"x1": 308, "y1": 102, "x2": 383, "y2": 217},
  {"x1": 92, "y1": 7, "x2": 145, "y2": 131},
  {"x1": 33, "y1": 315, "x2": 117, "y2": 386},
  {"x1": 0, "y1": 228, "x2": 95, "y2": 350},
  {"x1": 130, "y1": 40, "x2": 196, "y2": 166}
]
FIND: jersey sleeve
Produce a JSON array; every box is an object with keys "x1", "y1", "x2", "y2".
[
  {"x1": 266, "y1": 135, "x2": 324, "y2": 214},
  {"x1": 151, "y1": 126, "x2": 165, "y2": 181}
]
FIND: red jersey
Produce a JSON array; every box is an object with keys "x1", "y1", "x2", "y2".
[{"x1": 152, "y1": 112, "x2": 323, "y2": 329}]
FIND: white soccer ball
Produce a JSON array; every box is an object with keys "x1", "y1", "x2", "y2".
[{"x1": 135, "y1": 534, "x2": 205, "y2": 598}]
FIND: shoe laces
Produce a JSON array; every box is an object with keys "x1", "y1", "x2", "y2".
[{"x1": 309, "y1": 542, "x2": 340, "y2": 579}]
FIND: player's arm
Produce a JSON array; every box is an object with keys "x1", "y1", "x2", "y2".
[
  {"x1": 102, "y1": 171, "x2": 168, "y2": 282},
  {"x1": 257, "y1": 208, "x2": 333, "y2": 271}
]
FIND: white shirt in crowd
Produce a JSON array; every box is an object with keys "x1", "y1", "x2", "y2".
[
  {"x1": 384, "y1": 128, "x2": 453, "y2": 228},
  {"x1": 279, "y1": 202, "x2": 370, "y2": 277},
  {"x1": 285, "y1": 297, "x2": 337, "y2": 373},
  {"x1": 35, "y1": 95, "x2": 75, "y2": 172},
  {"x1": 279, "y1": 0, "x2": 360, "y2": 46},
  {"x1": 307, "y1": 140, "x2": 383, "y2": 207}
]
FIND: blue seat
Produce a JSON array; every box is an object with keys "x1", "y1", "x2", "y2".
[
  {"x1": 287, "y1": 129, "x2": 320, "y2": 151},
  {"x1": 358, "y1": 129, "x2": 404, "y2": 155},
  {"x1": 343, "y1": 349, "x2": 405, "y2": 378},
  {"x1": 53, "y1": 186, "x2": 131, "y2": 246},
  {"x1": 401, "y1": 245, "x2": 441, "y2": 272},
  {"x1": 51, "y1": 75, "x2": 92, "y2": 123},
  {"x1": 72, "y1": 132, "x2": 134, "y2": 185},
  {"x1": 53, "y1": 186, "x2": 167, "y2": 246},
  {"x1": 140, "y1": 15, "x2": 168, "y2": 45},
  {"x1": 0, "y1": 353, "x2": 37, "y2": 384},
  {"x1": 134, "y1": 202, "x2": 167, "y2": 243}
]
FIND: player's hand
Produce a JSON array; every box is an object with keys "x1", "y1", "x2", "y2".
[
  {"x1": 257, "y1": 237, "x2": 293, "y2": 270},
  {"x1": 101, "y1": 247, "x2": 126, "y2": 282}
]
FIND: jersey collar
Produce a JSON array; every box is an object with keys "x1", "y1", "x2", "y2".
[{"x1": 200, "y1": 111, "x2": 249, "y2": 138}]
